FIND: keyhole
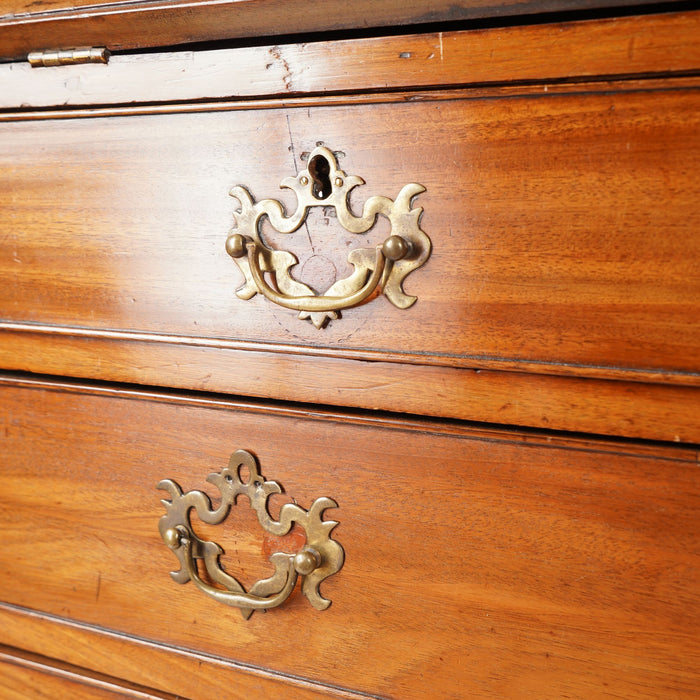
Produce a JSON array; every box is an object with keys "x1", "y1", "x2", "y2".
[{"x1": 308, "y1": 154, "x2": 332, "y2": 200}]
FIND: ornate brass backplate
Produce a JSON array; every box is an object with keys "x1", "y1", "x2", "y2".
[
  {"x1": 226, "y1": 146, "x2": 431, "y2": 328},
  {"x1": 158, "y1": 449, "x2": 344, "y2": 619}
]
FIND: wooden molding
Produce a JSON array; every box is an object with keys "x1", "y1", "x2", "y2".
[
  {"x1": 1, "y1": 11, "x2": 699, "y2": 108},
  {"x1": 0, "y1": 0, "x2": 684, "y2": 62}
]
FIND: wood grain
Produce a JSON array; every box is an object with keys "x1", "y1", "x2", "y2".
[
  {"x1": 0, "y1": 85, "x2": 698, "y2": 393},
  {"x1": 0, "y1": 0, "x2": 683, "y2": 62},
  {"x1": 0, "y1": 379, "x2": 698, "y2": 699},
  {"x1": 0, "y1": 607, "x2": 387, "y2": 700},
  {"x1": 1, "y1": 331, "x2": 699, "y2": 442},
  {"x1": 0, "y1": 646, "x2": 174, "y2": 699},
  {"x1": 2, "y1": 6, "x2": 698, "y2": 700},
  {"x1": 2, "y1": 10, "x2": 699, "y2": 108}
]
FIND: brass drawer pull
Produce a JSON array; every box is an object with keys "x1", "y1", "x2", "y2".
[
  {"x1": 226, "y1": 146, "x2": 431, "y2": 329},
  {"x1": 158, "y1": 449, "x2": 344, "y2": 619}
]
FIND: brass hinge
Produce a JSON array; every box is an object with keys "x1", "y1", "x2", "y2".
[{"x1": 27, "y1": 47, "x2": 110, "y2": 68}]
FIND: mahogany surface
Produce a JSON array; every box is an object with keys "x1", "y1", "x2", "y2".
[
  {"x1": 0, "y1": 0, "x2": 683, "y2": 62},
  {"x1": 0, "y1": 329, "x2": 698, "y2": 442},
  {"x1": 1, "y1": 86, "x2": 699, "y2": 377},
  {"x1": 0, "y1": 607, "x2": 371, "y2": 700},
  {"x1": 3, "y1": 11, "x2": 699, "y2": 108},
  {"x1": 1, "y1": 4, "x2": 698, "y2": 698},
  {"x1": 0, "y1": 647, "x2": 174, "y2": 699},
  {"x1": 1, "y1": 378, "x2": 699, "y2": 699}
]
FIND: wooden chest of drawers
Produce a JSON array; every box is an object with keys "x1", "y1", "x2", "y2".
[{"x1": 1, "y1": 2, "x2": 698, "y2": 698}]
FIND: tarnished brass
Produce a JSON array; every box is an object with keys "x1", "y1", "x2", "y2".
[
  {"x1": 158, "y1": 449, "x2": 344, "y2": 619},
  {"x1": 28, "y1": 47, "x2": 110, "y2": 67},
  {"x1": 226, "y1": 146, "x2": 431, "y2": 328}
]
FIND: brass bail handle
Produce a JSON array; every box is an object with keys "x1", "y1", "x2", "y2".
[
  {"x1": 226, "y1": 233, "x2": 411, "y2": 312},
  {"x1": 226, "y1": 146, "x2": 431, "y2": 329},
  {"x1": 158, "y1": 450, "x2": 344, "y2": 619},
  {"x1": 162, "y1": 525, "x2": 321, "y2": 611}
]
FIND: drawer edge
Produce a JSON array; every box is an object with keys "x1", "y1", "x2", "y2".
[
  {"x1": 0, "y1": 603, "x2": 382, "y2": 700},
  {"x1": 1, "y1": 331, "x2": 699, "y2": 443}
]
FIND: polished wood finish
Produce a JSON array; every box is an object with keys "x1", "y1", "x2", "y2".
[
  {"x1": 1, "y1": 5, "x2": 698, "y2": 698},
  {"x1": 1, "y1": 378, "x2": 698, "y2": 698},
  {"x1": 1, "y1": 78, "x2": 698, "y2": 412},
  {"x1": 0, "y1": 0, "x2": 682, "y2": 62},
  {"x1": 1, "y1": 332, "x2": 698, "y2": 442},
  {"x1": 0, "y1": 608, "x2": 375, "y2": 700},
  {"x1": 0, "y1": 647, "x2": 173, "y2": 699},
  {"x1": 3, "y1": 11, "x2": 699, "y2": 108},
  {"x1": 0, "y1": 626, "x2": 360, "y2": 700}
]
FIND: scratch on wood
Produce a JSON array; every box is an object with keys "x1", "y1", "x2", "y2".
[
  {"x1": 439, "y1": 32, "x2": 444, "y2": 62},
  {"x1": 285, "y1": 113, "x2": 298, "y2": 173},
  {"x1": 95, "y1": 572, "x2": 101, "y2": 602}
]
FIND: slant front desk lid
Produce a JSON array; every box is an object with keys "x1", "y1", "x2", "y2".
[{"x1": 0, "y1": 0, "x2": 685, "y2": 61}]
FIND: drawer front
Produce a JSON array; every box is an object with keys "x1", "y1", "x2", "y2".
[
  {"x1": 0, "y1": 651, "x2": 168, "y2": 700},
  {"x1": 1, "y1": 85, "x2": 699, "y2": 381},
  {"x1": 1, "y1": 378, "x2": 698, "y2": 698}
]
